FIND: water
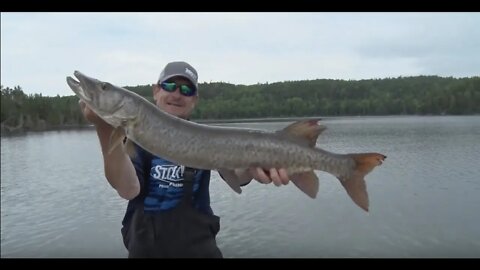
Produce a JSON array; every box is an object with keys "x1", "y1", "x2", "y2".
[{"x1": 1, "y1": 116, "x2": 480, "y2": 258}]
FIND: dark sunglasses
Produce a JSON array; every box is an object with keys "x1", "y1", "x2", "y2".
[{"x1": 159, "y1": 82, "x2": 196, "y2": 97}]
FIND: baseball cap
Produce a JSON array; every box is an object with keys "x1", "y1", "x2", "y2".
[{"x1": 157, "y1": 61, "x2": 199, "y2": 92}]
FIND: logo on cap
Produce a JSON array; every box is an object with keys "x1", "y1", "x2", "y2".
[{"x1": 185, "y1": 68, "x2": 197, "y2": 81}]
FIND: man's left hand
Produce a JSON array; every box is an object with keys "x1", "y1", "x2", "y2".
[{"x1": 249, "y1": 168, "x2": 289, "y2": 186}]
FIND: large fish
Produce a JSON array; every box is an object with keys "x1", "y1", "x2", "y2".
[{"x1": 66, "y1": 71, "x2": 386, "y2": 212}]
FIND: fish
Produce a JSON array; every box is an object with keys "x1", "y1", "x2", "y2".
[{"x1": 66, "y1": 71, "x2": 386, "y2": 212}]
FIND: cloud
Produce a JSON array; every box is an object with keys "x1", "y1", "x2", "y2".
[{"x1": 1, "y1": 12, "x2": 479, "y2": 97}]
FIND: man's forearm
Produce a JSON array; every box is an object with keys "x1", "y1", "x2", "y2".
[{"x1": 96, "y1": 124, "x2": 140, "y2": 200}]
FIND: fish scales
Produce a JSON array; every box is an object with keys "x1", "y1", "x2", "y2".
[{"x1": 67, "y1": 71, "x2": 386, "y2": 211}]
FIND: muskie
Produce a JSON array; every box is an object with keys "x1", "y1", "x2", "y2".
[{"x1": 67, "y1": 71, "x2": 386, "y2": 212}]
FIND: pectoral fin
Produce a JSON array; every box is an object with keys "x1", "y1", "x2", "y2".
[
  {"x1": 291, "y1": 170, "x2": 319, "y2": 198},
  {"x1": 107, "y1": 127, "x2": 126, "y2": 155},
  {"x1": 124, "y1": 138, "x2": 136, "y2": 158}
]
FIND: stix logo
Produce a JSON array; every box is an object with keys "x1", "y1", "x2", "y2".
[{"x1": 150, "y1": 165, "x2": 185, "y2": 188}]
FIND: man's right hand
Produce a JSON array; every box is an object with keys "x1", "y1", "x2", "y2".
[
  {"x1": 79, "y1": 100, "x2": 140, "y2": 199},
  {"x1": 79, "y1": 100, "x2": 111, "y2": 129}
]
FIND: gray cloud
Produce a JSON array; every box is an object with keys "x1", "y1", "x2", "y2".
[{"x1": 1, "y1": 12, "x2": 479, "y2": 97}]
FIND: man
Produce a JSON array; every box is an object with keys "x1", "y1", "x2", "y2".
[{"x1": 80, "y1": 61, "x2": 289, "y2": 258}]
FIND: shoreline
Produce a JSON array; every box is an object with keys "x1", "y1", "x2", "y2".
[
  {"x1": 195, "y1": 116, "x2": 323, "y2": 124},
  {"x1": 1, "y1": 115, "x2": 476, "y2": 137}
]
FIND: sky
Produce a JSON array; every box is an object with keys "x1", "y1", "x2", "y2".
[{"x1": 1, "y1": 12, "x2": 479, "y2": 97}]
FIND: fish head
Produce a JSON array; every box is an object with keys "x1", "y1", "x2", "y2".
[{"x1": 66, "y1": 71, "x2": 137, "y2": 127}]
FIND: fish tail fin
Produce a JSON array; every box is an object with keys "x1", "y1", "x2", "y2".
[
  {"x1": 339, "y1": 153, "x2": 386, "y2": 212},
  {"x1": 291, "y1": 170, "x2": 319, "y2": 198}
]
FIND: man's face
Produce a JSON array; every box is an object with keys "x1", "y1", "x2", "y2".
[{"x1": 153, "y1": 76, "x2": 198, "y2": 119}]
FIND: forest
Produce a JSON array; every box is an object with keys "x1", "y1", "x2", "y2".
[{"x1": 1, "y1": 75, "x2": 479, "y2": 135}]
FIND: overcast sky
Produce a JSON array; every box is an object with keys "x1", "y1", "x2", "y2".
[{"x1": 1, "y1": 12, "x2": 479, "y2": 97}]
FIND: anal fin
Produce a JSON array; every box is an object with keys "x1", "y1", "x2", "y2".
[{"x1": 291, "y1": 170, "x2": 319, "y2": 198}]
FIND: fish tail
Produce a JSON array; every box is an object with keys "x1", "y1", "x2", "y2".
[{"x1": 339, "y1": 153, "x2": 386, "y2": 212}]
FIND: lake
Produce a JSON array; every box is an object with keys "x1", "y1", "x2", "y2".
[{"x1": 1, "y1": 116, "x2": 479, "y2": 258}]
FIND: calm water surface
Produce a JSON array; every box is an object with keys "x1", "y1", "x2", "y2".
[{"x1": 1, "y1": 116, "x2": 479, "y2": 258}]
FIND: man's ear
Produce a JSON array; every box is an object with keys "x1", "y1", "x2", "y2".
[
  {"x1": 191, "y1": 95, "x2": 199, "y2": 108},
  {"x1": 152, "y1": 84, "x2": 160, "y2": 102},
  {"x1": 152, "y1": 84, "x2": 160, "y2": 95}
]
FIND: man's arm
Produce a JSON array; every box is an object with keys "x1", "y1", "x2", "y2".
[{"x1": 79, "y1": 101, "x2": 140, "y2": 200}]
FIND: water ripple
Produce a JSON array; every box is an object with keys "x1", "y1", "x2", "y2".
[{"x1": 2, "y1": 116, "x2": 480, "y2": 258}]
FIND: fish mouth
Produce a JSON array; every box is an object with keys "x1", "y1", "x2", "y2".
[{"x1": 66, "y1": 71, "x2": 92, "y2": 101}]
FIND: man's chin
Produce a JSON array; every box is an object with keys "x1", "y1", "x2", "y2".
[{"x1": 164, "y1": 106, "x2": 186, "y2": 118}]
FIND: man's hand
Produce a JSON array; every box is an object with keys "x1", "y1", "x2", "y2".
[
  {"x1": 218, "y1": 167, "x2": 290, "y2": 188},
  {"x1": 79, "y1": 100, "x2": 110, "y2": 129},
  {"x1": 249, "y1": 168, "x2": 289, "y2": 186}
]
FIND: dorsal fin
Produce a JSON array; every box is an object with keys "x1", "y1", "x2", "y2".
[{"x1": 277, "y1": 119, "x2": 326, "y2": 148}]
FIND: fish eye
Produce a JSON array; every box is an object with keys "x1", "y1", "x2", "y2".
[{"x1": 101, "y1": 83, "x2": 109, "y2": 90}]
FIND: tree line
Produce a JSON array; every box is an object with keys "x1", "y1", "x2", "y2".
[{"x1": 1, "y1": 75, "x2": 479, "y2": 135}]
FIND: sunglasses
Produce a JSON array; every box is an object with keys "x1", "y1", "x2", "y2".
[{"x1": 159, "y1": 82, "x2": 196, "y2": 97}]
